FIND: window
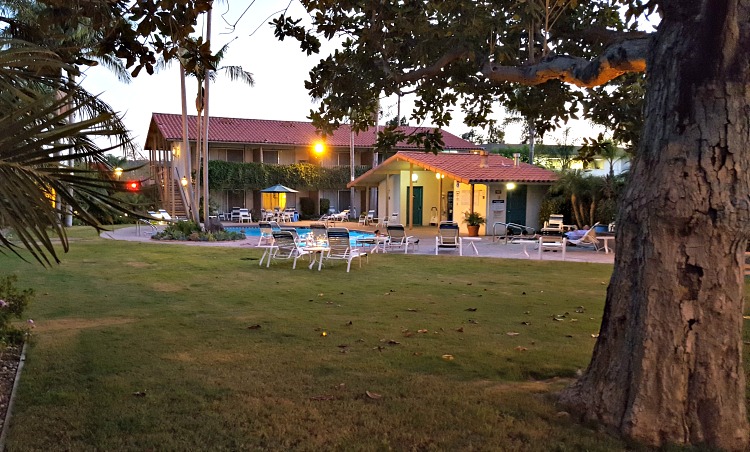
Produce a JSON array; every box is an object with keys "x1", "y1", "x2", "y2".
[
  {"x1": 262, "y1": 150, "x2": 279, "y2": 164},
  {"x1": 226, "y1": 149, "x2": 243, "y2": 162}
]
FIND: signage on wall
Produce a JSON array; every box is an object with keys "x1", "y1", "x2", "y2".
[{"x1": 491, "y1": 199, "x2": 505, "y2": 211}]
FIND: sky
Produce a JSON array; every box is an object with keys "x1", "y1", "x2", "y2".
[{"x1": 79, "y1": 1, "x2": 603, "y2": 158}]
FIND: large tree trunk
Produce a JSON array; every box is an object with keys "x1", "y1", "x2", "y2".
[{"x1": 559, "y1": 1, "x2": 750, "y2": 449}]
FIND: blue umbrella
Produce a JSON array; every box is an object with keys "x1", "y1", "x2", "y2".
[{"x1": 260, "y1": 184, "x2": 299, "y2": 193}]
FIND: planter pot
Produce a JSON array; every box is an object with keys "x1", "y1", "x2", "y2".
[{"x1": 467, "y1": 225, "x2": 480, "y2": 237}]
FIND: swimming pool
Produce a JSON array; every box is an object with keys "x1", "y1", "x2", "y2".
[{"x1": 226, "y1": 226, "x2": 375, "y2": 242}]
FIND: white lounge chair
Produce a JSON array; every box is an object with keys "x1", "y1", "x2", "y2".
[
  {"x1": 435, "y1": 222, "x2": 460, "y2": 255},
  {"x1": 238, "y1": 208, "x2": 253, "y2": 223},
  {"x1": 324, "y1": 227, "x2": 367, "y2": 272},
  {"x1": 386, "y1": 224, "x2": 419, "y2": 254},
  {"x1": 567, "y1": 222, "x2": 602, "y2": 250},
  {"x1": 266, "y1": 231, "x2": 310, "y2": 269}
]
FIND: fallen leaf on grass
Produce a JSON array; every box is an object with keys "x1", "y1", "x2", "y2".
[
  {"x1": 417, "y1": 329, "x2": 429, "y2": 333},
  {"x1": 407, "y1": 308, "x2": 418, "y2": 312},
  {"x1": 441, "y1": 354, "x2": 454, "y2": 361},
  {"x1": 247, "y1": 324, "x2": 261, "y2": 330},
  {"x1": 373, "y1": 346, "x2": 385, "y2": 352},
  {"x1": 133, "y1": 391, "x2": 147, "y2": 397},
  {"x1": 337, "y1": 344, "x2": 348, "y2": 349},
  {"x1": 468, "y1": 319, "x2": 479, "y2": 324},
  {"x1": 456, "y1": 327, "x2": 464, "y2": 333},
  {"x1": 520, "y1": 321, "x2": 530, "y2": 325},
  {"x1": 506, "y1": 332, "x2": 520, "y2": 336},
  {"x1": 514, "y1": 346, "x2": 528, "y2": 352},
  {"x1": 402, "y1": 331, "x2": 414, "y2": 337},
  {"x1": 465, "y1": 307, "x2": 477, "y2": 312},
  {"x1": 387, "y1": 340, "x2": 400, "y2": 345},
  {"x1": 591, "y1": 333, "x2": 600, "y2": 338},
  {"x1": 744, "y1": 316, "x2": 750, "y2": 320},
  {"x1": 310, "y1": 395, "x2": 335, "y2": 401},
  {"x1": 366, "y1": 391, "x2": 382, "y2": 400},
  {"x1": 318, "y1": 293, "x2": 324, "y2": 297}
]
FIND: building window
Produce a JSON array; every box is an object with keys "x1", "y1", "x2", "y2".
[
  {"x1": 226, "y1": 149, "x2": 243, "y2": 162},
  {"x1": 337, "y1": 152, "x2": 351, "y2": 166},
  {"x1": 262, "y1": 150, "x2": 279, "y2": 164}
]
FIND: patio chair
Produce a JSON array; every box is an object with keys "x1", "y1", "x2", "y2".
[
  {"x1": 157, "y1": 209, "x2": 175, "y2": 222},
  {"x1": 567, "y1": 222, "x2": 602, "y2": 250},
  {"x1": 280, "y1": 227, "x2": 303, "y2": 244},
  {"x1": 330, "y1": 209, "x2": 350, "y2": 223},
  {"x1": 357, "y1": 212, "x2": 368, "y2": 225},
  {"x1": 324, "y1": 227, "x2": 368, "y2": 272},
  {"x1": 541, "y1": 214, "x2": 565, "y2": 235},
  {"x1": 230, "y1": 207, "x2": 241, "y2": 222},
  {"x1": 267, "y1": 231, "x2": 310, "y2": 269},
  {"x1": 256, "y1": 221, "x2": 275, "y2": 246},
  {"x1": 308, "y1": 222, "x2": 328, "y2": 243},
  {"x1": 538, "y1": 235, "x2": 567, "y2": 260},
  {"x1": 366, "y1": 210, "x2": 377, "y2": 225},
  {"x1": 435, "y1": 222, "x2": 461, "y2": 255},
  {"x1": 386, "y1": 224, "x2": 419, "y2": 254},
  {"x1": 238, "y1": 208, "x2": 253, "y2": 223}
]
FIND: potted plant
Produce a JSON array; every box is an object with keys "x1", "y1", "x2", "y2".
[{"x1": 463, "y1": 211, "x2": 485, "y2": 237}]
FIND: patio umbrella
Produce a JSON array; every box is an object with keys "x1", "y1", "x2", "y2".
[{"x1": 260, "y1": 184, "x2": 299, "y2": 193}]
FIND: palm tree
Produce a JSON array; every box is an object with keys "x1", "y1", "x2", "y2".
[
  {"x1": 550, "y1": 170, "x2": 602, "y2": 227},
  {"x1": 0, "y1": 39, "x2": 136, "y2": 265},
  {"x1": 180, "y1": 35, "x2": 255, "y2": 226}
]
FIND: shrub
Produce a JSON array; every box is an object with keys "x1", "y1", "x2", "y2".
[
  {"x1": 300, "y1": 197, "x2": 316, "y2": 219},
  {"x1": 0, "y1": 275, "x2": 33, "y2": 345},
  {"x1": 151, "y1": 222, "x2": 245, "y2": 242},
  {"x1": 320, "y1": 198, "x2": 330, "y2": 215}
]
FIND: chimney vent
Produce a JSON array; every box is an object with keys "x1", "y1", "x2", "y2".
[
  {"x1": 513, "y1": 153, "x2": 520, "y2": 167},
  {"x1": 479, "y1": 150, "x2": 489, "y2": 168}
]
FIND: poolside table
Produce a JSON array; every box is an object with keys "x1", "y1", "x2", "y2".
[{"x1": 301, "y1": 245, "x2": 330, "y2": 271}]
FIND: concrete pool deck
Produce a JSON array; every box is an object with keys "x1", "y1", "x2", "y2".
[{"x1": 101, "y1": 221, "x2": 615, "y2": 264}]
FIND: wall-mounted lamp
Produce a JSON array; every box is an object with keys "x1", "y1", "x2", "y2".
[
  {"x1": 181, "y1": 176, "x2": 189, "y2": 187},
  {"x1": 435, "y1": 172, "x2": 445, "y2": 179},
  {"x1": 411, "y1": 173, "x2": 418, "y2": 182},
  {"x1": 506, "y1": 182, "x2": 517, "y2": 190},
  {"x1": 313, "y1": 142, "x2": 325, "y2": 155}
]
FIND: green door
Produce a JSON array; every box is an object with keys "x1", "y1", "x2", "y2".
[
  {"x1": 505, "y1": 185, "x2": 527, "y2": 226},
  {"x1": 406, "y1": 186, "x2": 423, "y2": 225}
]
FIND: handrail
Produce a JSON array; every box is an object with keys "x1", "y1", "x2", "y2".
[{"x1": 492, "y1": 221, "x2": 536, "y2": 243}]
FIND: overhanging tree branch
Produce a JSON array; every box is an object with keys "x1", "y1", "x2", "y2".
[
  {"x1": 482, "y1": 37, "x2": 650, "y2": 87},
  {"x1": 382, "y1": 45, "x2": 472, "y2": 83}
]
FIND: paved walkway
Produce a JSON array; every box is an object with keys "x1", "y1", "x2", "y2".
[{"x1": 101, "y1": 221, "x2": 615, "y2": 264}]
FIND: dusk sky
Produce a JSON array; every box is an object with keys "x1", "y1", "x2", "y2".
[{"x1": 80, "y1": 1, "x2": 603, "y2": 158}]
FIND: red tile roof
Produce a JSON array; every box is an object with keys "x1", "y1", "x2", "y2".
[
  {"x1": 349, "y1": 151, "x2": 558, "y2": 186},
  {"x1": 148, "y1": 113, "x2": 481, "y2": 150}
]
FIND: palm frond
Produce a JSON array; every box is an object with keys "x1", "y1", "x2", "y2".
[
  {"x1": 0, "y1": 41, "x2": 139, "y2": 265},
  {"x1": 221, "y1": 65, "x2": 255, "y2": 86}
]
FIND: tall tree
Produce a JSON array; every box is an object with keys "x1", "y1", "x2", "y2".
[
  {"x1": 0, "y1": 0, "x2": 216, "y2": 262},
  {"x1": 275, "y1": 1, "x2": 750, "y2": 449}
]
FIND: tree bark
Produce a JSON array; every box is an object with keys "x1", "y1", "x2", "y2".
[{"x1": 560, "y1": 1, "x2": 750, "y2": 449}]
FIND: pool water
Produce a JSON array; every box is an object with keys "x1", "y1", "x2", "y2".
[{"x1": 226, "y1": 226, "x2": 375, "y2": 242}]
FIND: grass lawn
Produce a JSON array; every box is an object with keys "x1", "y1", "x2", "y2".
[{"x1": 0, "y1": 227, "x2": 739, "y2": 450}]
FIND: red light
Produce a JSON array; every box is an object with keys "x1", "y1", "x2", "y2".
[{"x1": 126, "y1": 181, "x2": 141, "y2": 191}]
